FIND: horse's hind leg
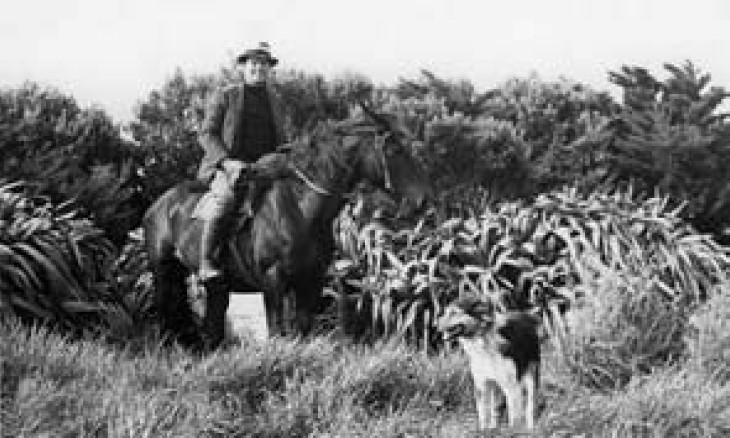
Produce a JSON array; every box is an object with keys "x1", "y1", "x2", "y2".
[
  {"x1": 262, "y1": 264, "x2": 287, "y2": 337},
  {"x1": 152, "y1": 258, "x2": 199, "y2": 347}
]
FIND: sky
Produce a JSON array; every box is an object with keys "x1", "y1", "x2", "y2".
[{"x1": 2, "y1": 0, "x2": 729, "y2": 122}]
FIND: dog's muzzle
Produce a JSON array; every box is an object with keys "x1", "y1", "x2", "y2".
[{"x1": 437, "y1": 320, "x2": 467, "y2": 341}]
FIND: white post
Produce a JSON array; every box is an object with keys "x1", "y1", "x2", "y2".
[{"x1": 225, "y1": 292, "x2": 269, "y2": 341}]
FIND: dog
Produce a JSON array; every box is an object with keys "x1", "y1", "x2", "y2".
[{"x1": 437, "y1": 296, "x2": 541, "y2": 431}]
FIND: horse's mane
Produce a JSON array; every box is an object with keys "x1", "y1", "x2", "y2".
[{"x1": 286, "y1": 118, "x2": 382, "y2": 189}]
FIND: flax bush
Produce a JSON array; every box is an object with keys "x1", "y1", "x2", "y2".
[
  {"x1": 331, "y1": 185, "x2": 730, "y2": 351},
  {"x1": 0, "y1": 180, "x2": 153, "y2": 337}
]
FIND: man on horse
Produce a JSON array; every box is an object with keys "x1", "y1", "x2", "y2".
[{"x1": 196, "y1": 42, "x2": 286, "y2": 306}]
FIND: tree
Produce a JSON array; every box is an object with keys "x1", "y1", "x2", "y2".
[
  {"x1": 395, "y1": 69, "x2": 493, "y2": 117},
  {"x1": 273, "y1": 69, "x2": 374, "y2": 138},
  {"x1": 129, "y1": 69, "x2": 217, "y2": 201},
  {"x1": 0, "y1": 82, "x2": 145, "y2": 245},
  {"x1": 384, "y1": 71, "x2": 618, "y2": 199},
  {"x1": 605, "y1": 61, "x2": 730, "y2": 240}
]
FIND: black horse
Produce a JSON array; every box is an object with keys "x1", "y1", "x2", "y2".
[{"x1": 142, "y1": 114, "x2": 430, "y2": 347}]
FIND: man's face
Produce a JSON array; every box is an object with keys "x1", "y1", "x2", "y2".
[{"x1": 239, "y1": 58, "x2": 272, "y2": 85}]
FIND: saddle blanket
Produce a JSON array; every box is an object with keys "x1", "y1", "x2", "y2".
[{"x1": 191, "y1": 192, "x2": 223, "y2": 220}]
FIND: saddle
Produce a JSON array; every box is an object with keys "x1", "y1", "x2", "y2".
[
  {"x1": 192, "y1": 152, "x2": 290, "y2": 222},
  {"x1": 191, "y1": 179, "x2": 270, "y2": 225}
]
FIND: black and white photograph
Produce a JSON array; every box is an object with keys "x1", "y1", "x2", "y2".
[{"x1": 2, "y1": 0, "x2": 730, "y2": 436}]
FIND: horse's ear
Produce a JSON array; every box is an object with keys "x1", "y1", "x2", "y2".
[
  {"x1": 358, "y1": 101, "x2": 391, "y2": 132},
  {"x1": 358, "y1": 101, "x2": 415, "y2": 142}
]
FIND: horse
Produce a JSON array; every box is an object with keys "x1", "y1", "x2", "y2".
[{"x1": 142, "y1": 114, "x2": 430, "y2": 348}]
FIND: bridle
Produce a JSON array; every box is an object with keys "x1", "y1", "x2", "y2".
[
  {"x1": 288, "y1": 130, "x2": 395, "y2": 197},
  {"x1": 374, "y1": 132, "x2": 394, "y2": 191},
  {"x1": 289, "y1": 164, "x2": 332, "y2": 196}
]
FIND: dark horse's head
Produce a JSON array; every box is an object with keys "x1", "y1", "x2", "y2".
[
  {"x1": 331, "y1": 105, "x2": 431, "y2": 216},
  {"x1": 287, "y1": 107, "x2": 431, "y2": 223},
  {"x1": 359, "y1": 119, "x2": 430, "y2": 216}
]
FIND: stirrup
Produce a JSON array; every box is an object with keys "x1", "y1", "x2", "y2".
[
  {"x1": 199, "y1": 269, "x2": 223, "y2": 282},
  {"x1": 200, "y1": 273, "x2": 228, "y2": 292}
]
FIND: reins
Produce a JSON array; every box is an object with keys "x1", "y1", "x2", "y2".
[
  {"x1": 289, "y1": 164, "x2": 332, "y2": 196},
  {"x1": 374, "y1": 132, "x2": 393, "y2": 191},
  {"x1": 286, "y1": 119, "x2": 396, "y2": 197}
]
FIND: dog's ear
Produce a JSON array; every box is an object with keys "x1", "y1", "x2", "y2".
[{"x1": 460, "y1": 298, "x2": 493, "y2": 320}]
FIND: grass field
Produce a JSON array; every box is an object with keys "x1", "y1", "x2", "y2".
[{"x1": 3, "y1": 290, "x2": 730, "y2": 438}]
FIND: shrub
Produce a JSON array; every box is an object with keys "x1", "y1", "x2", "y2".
[
  {"x1": 129, "y1": 69, "x2": 216, "y2": 201},
  {"x1": 542, "y1": 367, "x2": 730, "y2": 436},
  {"x1": 0, "y1": 83, "x2": 146, "y2": 245},
  {"x1": 686, "y1": 288, "x2": 730, "y2": 382},
  {"x1": 0, "y1": 180, "x2": 151, "y2": 337},
  {"x1": 423, "y1": 113, "x2": 532, "y2": 197},
  {"x1": 604, "y1": 61, "x2": 730, "y2": 241},
  {"x1": 483, "y1": 74, "x2": 617, "y2": 192},
  {"x1": 331, "y1": 185, "x2": 729, "y2": 349},
  {"x1": 559, "y1": 276, "x2": 688, "y2": 389},
  {"x1": 274, "y1": 69, "x2": 373, "y2": 137}
]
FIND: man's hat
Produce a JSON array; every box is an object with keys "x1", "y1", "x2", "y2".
[{"x1": 236, "y1": 42, "x2": 278, "y2": 66}]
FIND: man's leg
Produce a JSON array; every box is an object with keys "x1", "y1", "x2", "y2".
[
  {"x1": 199, "y1": 171, "x2": 234, "y2": 280},
  {"x1": 199, "y1": 170, "x2": 234, "y2": 351},
  {"x1": 200, "y1": 214, "x2": 231, "y2": 351},
  {"x1": 199, "y1": 215, "x2": 226, "y2": 281}
]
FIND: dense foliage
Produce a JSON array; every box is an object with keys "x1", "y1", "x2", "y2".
[
  {"x1": 605, "y1": 62, "x2": 730, "y2": 238},
  {"x1": 0, "y1": 180, "x2": 151, "y2": 337},
  {"x1": 2, "y1": 60, "x2": 730, "y2": 352},
  {"x1": 0, "y1": 83, "x2": 146, "y2": 245},
  {"x1": 331, "y1": 187, "x2": 730, "y2": 346},
  {"x1": 3, "y1": 59, "x2": 730, "y2": 438},
  {"x1": 129, "y1": 69, "x2": 216, "y2": 201}
]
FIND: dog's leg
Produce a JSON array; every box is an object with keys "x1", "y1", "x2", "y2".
[
  {"x1": 523, "y1": 363, "x2": 539, "y2": 430},
  {"x1": 487, "y1": 380, "x2": 500, "y2": 429},
  {"x1": 473, "y1": 378, "x2": 489, "y2": 431},
  {"x1": 504, "y1": 375, "x2": 524, "y2": 429}
]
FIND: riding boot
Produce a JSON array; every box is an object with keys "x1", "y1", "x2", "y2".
[
  {"x1": 200, "y1": 276, "x2": 230, "y2": 352},
  {"x1": 241, "y1": 181, "x2": 256, "y2": 219},
  {"x1": 199, "y1": 215, "x2": 227, "y2": 281}
]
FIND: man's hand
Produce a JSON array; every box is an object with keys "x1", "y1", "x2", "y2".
[
  {"x1": 221, "y1": 159, "x2": 248, "y2": 181},
  {"x1": 222, "y1": 154, "x2": 291, "y2": 181},
  {"x1": 222, "y1": 158, "x2": 247, "y2": 172},
  {"x1": 254, "y1": 153, "x2": 291, "y2": 179}
]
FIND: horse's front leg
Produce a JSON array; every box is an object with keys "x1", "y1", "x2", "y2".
[
  {"x1": 152, "y1": 259, "x2": 199, "y2": 347},
  {"x1": 263, "y1": 264, "x2": 287, "y2": 337},
  {"x1": 293, "y1": 278, "x2": 323, "y2": 336},
  {"x1": 200, "y1": 276, "x2": 231, "y2": 352}
]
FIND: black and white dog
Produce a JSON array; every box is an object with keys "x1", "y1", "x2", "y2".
[{"x1": 437, "y1": 296, "x2": 541, "y2": 431}]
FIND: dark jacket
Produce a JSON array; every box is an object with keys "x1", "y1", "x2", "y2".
[{"x1": 197, "y1": 83, "x2": 286, "y2": 182}]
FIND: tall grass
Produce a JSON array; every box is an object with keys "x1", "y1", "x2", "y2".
[
  {"x1": 1, "y1": 319, "x2": 474, "y2": 437},
  {"x1": 4, "y1": 177, "x2": 730, "y2": 436},
  {"x1": 4, "y1": 299, "x2": 730, "y2": 438},
  {"x1": 686, "y1": 289, "x2": 730, "y2": 383}
]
